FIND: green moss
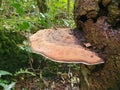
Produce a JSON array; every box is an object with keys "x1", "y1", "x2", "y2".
[{"x1": 0, "y1": 30, "x2": 29, "y2": 72}]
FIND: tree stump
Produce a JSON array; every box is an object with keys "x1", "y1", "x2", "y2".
[{"x1": 74, "y1": 0, "x2": 120, "y2": 89}]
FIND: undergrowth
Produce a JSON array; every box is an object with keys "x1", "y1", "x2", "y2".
[{"x1": 0, "y1": 0, "x2": 81, "y2": 89}]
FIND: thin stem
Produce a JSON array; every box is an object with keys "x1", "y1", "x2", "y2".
[
  {"x1": 67, "y1": 0, "x2": 70, "y2": 19},
  {"x1": 79, "y1": 64, "x2": 82, "y2": 89}
]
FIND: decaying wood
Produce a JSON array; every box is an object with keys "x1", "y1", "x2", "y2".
[{"x1": 74, "y1": 0, "x2": 120, "y2": 89}]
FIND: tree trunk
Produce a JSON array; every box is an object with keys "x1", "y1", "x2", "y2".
[{"x1": 74, "y1": 0, "x2": 120, "y2": 89}]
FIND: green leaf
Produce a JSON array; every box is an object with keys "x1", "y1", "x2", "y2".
[
  {"x1": 11, "y1": 3, "x2": 21, "y2": 8},
  {"x1": 4, "y1": 82, "x2": 16, "y2": 90},
  {"x1": 39, "y1": 13, "x2": 45, "y2": 18},
  {"x1": 62, "y1": 19, "x2": 69, "y2": 27},
  {"x1": 14, "y1": 69, "x2": 36, "y2": 76},
  {"x1": 16, "y1": 8, "x2": 24, "y2": 15},
  {"x1": 0, "y1": 70, "x2": 12, "y2": 77},
  {"x1": 19, "y1": 21, "x2": 30, "y2": 30},
  {"x1": 0, "y1": 82, "x2": 16, "y2": 90},
  {"x1": 11, "y1": 3, "x2": 24, "y2": 15}
]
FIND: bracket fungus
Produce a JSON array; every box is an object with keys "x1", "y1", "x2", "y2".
[{"x1": 29, "y1": 28, "x2": 104, "y2": 65}]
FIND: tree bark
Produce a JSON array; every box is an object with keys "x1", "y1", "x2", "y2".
[{"x1": 74, "y1": 0, "x2": 120, "y2": 89}]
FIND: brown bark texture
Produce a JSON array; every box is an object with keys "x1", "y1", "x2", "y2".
[{"x1": 74, "y1": 0, "x2": 120, "y2": 90}]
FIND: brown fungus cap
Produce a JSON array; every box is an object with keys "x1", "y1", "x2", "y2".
[{"x1": 29, "y1": 28, "x2": 104, "y2": 65}]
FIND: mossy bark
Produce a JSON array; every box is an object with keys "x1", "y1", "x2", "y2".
[{"x1": 74, "y1": 0, "x2": 120, "y2": 89}]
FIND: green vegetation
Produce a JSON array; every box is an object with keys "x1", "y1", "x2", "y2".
[{"x1": 0, "y1": 0, "x2": 82, "y2": 89}]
